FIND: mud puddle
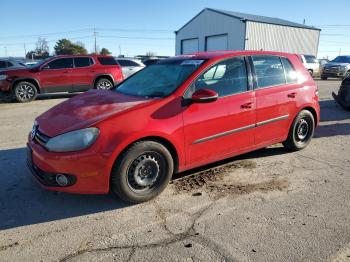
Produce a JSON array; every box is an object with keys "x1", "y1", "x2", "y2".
[{"x1": 171, "y1": 159, "x2": 289, "y2": 197}]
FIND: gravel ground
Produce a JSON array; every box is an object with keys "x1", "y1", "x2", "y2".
[{"x1": 0, "y1": 80, "x2": 349, "y2": 262}]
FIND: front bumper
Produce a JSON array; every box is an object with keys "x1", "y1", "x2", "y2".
[{"x1": 27, "y1": 137, "x2": 111, "y2": 194}]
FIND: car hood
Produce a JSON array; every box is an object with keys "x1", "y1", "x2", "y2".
[
  {"x1": 36, "y1": 90, "x2": 152, "y2": 137},
  {"x1": 325, "y1": 62, "x2": 350, "y2": 67},
  {"x1": 1, "y1": 67, "x2": 34, "y2": 75}
]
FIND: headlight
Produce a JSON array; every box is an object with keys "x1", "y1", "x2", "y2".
[
  {"x1": 340, "y1": 65, "x2": 349, "y2": 71},
  {"x1": 0, "y1": 74, "x2": 8, "y2": 80},
  {"x1": 45, "y1": 127, "x2": 100, "y2": 152}
]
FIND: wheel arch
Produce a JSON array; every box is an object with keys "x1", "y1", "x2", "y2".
[
  {"x1": 108, "y1": 135, "x2": 180, "y2": 189},
  {"x1": 93, "y1": 74, "x2": 115, "y2": 88},
  {"x1": 301, "y1": 106, "x2": 318, "y2": 126},
  {"x1": 11, "y1": 77, "x2": 41, "y2": 93}
]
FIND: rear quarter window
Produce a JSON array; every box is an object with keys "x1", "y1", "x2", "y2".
[
  {"x1": 281, "y1": 57, "x2": 298, "y2": 84},
  {"x1": 98, "y1": 57, "x2": 118, "y2": 65}
]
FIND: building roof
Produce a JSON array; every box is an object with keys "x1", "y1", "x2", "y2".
[{"x1": 176, "y1": 8, "x2": 320, "y2": 33}]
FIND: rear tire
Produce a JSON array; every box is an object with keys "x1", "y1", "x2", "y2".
[
  {"x1": 283, "y1": 110, "x2": 315, "y2": 151},
  {"x1": 13, "y1": 81, "x2": 38, "y2": 102},
  {"x1": 111, "y1": 141, "x2": 174, "y2": 203},
  {"x1": 321, "y1": 75, "x2": 328, "y2": 80},
  {"x1": 95, "y1": 78, "x2": 113, "y2": 90}
]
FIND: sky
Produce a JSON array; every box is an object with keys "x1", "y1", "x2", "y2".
[{"x1": 0, "y1": 0, "x2": 349, "y2": 59}]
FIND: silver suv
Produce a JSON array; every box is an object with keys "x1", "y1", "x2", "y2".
[{"x1": 321, "y1": 56, "x2": 350, "y2": 80}]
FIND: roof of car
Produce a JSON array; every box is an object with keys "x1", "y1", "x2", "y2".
[{"x1": 172, "y1": 50, "x2": 297, "y2": 60}]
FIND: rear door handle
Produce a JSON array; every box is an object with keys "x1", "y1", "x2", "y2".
[
  {"x1": 288, "y1": 92, "x2": 297, "y2": 98},
  {"x1": 241, "y1": 102, "x2": 253, "y2": 109}
]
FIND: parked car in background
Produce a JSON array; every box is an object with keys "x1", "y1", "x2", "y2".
[
  {"x1": 27, "y1": 51, "x2": 319, "y2": 203},
  {"x1": 332, "y1": 74, "x2": 350, "y2": 110},
  {"x1": 300, "y1": 55, "x2": 320, "y2": 77},
  {"x1": 23, "y1": 60, "x2": 42, "y2": 67},
  {"x1": 0, "y1": 59, "x2": 26, "y2": 71},
  {"x1": 321, "y1": 55, "x2": 350, "y2": 80},
  {"x1": 0, "y1": 55, "x2": 123, "y2": 102},
  {"x1": 115, "y1": 57, "x2": 145, "y2": 78}
]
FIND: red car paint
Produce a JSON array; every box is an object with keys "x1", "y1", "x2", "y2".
[
  {"x1": 27, "y1": 51, "x2": 320, "y2": 194},
  {"x1": 0, "y1": 55, "x2": 123, "y2": 94}
]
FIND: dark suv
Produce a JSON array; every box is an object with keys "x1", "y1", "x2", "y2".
[{"x1": 0, "y1": 55, "x2": 123, "y2": 102}]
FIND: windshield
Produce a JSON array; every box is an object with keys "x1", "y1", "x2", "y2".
[
  {"x1": 30, "y1": 57, "x2": 51, "y2": 68},
  {"x1": 115, "y1": 59, "x2": 205, "y2": 98},
  {"x1": 331, "y1": 56, "x2": 350, "y2": 63}
]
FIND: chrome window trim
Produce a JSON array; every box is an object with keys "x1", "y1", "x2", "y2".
[{"x1": 192, "y1": 114, "x2": 289, "y2": 144}]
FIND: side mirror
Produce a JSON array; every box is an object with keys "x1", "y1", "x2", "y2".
[{"x1": 191, "y1": 88, "x2": 218, "y2": 103}]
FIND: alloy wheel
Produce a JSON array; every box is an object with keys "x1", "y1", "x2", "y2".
[{"x1": 16, "y1": 84, "x2": 35, "y2": 101}]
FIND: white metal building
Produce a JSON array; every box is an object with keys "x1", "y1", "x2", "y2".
[{"x1": 175, "y1": 8, "x2": 321, "y2": 56}]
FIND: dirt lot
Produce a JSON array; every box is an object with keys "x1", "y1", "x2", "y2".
[{"x1": 0, "y1": 80, "x2": 349, "y2": 262}]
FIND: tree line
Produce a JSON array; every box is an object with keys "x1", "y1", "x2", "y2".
[{"x1": 26, "y1": 38, "x2": 111, "y2": 59}]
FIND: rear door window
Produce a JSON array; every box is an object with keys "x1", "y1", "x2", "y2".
[
  {"x1": 74, "y1": 57, "x2": 91, "y2": 68},
  {"x1": 98, "y1": 57, "x2": 118, "y2": 65},
  {"x1": 252, "y1": 56, "x2": 286, "y2": 88},
  {"x1": 47, "y1": 58, "x2": 73, "y2": 69},
  {"x1": 0, "y1": 61, "x2": 7, "y2": 68}
]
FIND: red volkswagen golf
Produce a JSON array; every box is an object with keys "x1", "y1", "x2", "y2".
[{"x1": 27, "y1": 51, "x2": 320, "y2": 203}]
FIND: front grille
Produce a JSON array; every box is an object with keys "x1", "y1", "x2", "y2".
[
  {"x1": 34, "y1": 128, "x2": 50, "y2": 146},
  {"x1": 324, "y1": 66, "x2": 340, "y2": 74}
]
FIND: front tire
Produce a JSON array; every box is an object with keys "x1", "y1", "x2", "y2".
[
  {"x1": 283, "y1": 110, "x2": 315, "y2": 151},
  {"x1": 321, "y1": 75, "x2": 328, "y2": 80},
  {"x1": 111, "y1": 141, "x2": 174, "y2": 203},
  {"x1": 95, "y1": 78, "x2": 113, "y2": 90},
  {"x1": 13, "y1": 81, "x2": 38, "y2": 102}
]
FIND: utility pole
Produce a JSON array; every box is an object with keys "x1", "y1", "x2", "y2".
[
  {"x1": 119, "y1": 45, "x2": 121, "y2": 56},
  {"x1": 339, "y1": 48, "x2": 342, "y2": 55},
  {"x1": 93, "y1": 28, "x2": 98, "y2": 54},
  {"x1": 24, "y1": 43, "x2": 27, "y2": 59},
  {"x1": 4, "y1": 47, "x2": 7, "y2": 57}
]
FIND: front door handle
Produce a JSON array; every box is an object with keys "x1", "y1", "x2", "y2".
[
  {"x1": 288, "y1": 92, "x2": 297, "y2": 98},
  {"x1": 63, "y1": 71, "x2": 69, "y2": 74},
  {"x1": 241, "y1": 102, "x2": 253, "y2": 109}
]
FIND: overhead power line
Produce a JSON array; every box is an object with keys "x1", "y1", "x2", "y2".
[{"x1": 0, "y1": 27, "x2": 173, "y2": 40}]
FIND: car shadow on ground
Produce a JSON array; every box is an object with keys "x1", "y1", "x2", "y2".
[
  {"x1": 0, "y1": 93, "x2": 77, "y2": 104},
  {"x1": 0, "y1": 147, "x2": 129, "y2": 230}
]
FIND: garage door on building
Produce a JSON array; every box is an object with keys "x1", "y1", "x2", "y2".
[
  {"x1": 206, "y1": 34, "x2": 228, "y2": 51},
  {"x1": 181, "y1": 38, "x2": 199, "y2": 54}
]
